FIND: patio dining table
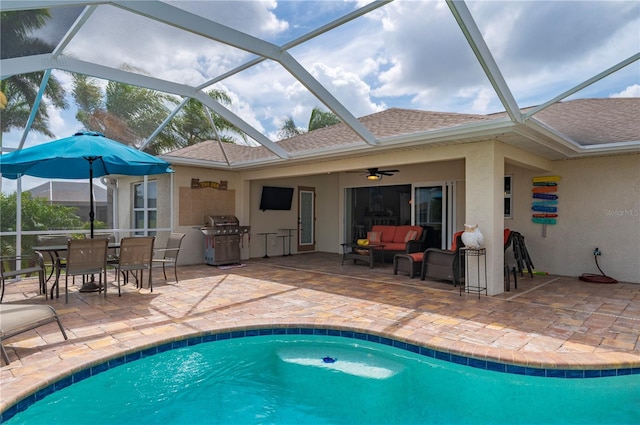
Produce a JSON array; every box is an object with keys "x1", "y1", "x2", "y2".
[{"x1": 33, "y1": 243, "x2": 120, "y2": 298}]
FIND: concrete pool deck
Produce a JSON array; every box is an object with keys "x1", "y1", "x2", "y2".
[{"x1": 1, "y1": 252, "x2": 639, "y2": 412}]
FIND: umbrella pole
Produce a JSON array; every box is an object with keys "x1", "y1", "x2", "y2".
[
  {"x1": 80, "y1": 159, "x2": 101, "y2": 293},
  {"x1": 89, "y1": 159, "x2": 95, "y2": 239}
]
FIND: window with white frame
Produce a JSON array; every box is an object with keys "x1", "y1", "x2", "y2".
[
  {"x1": 133, "y1": 179, "x2": 157, "y2": 236},
  {"x1": 504, "y1": 175, "x2": 513, "y2": 219}
]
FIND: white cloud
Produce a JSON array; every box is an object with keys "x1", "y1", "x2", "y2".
[
  {"x1": 216, "y1": 82, "x2": 266, "y2": 136},
  {"x1": 47, "y1": 106, "x2": 68, "y2": 138},
  {"x1": 308, "y1": 63, "x2": 384, "y2": 117},
  {"x1": 611, "y1": 84, "x2": 640, "y2": 98},
  {"x1": 8, "y1": 0, "x2": 639, "y2": 146},
  {"x1": 468, "y1": 1, "x2": 640, "y2": 107},
  {"x1": 167, "y1": 0, "x2": 288, "y2": 38},
  {"x1": 365, "y1": 0, "x2": 640, "y2": 113}
]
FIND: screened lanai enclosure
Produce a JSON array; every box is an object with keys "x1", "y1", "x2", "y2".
[{"x1": 1, "y1": 1, "x2": 639, "y2": 259}]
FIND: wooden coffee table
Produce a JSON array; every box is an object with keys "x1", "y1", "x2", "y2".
[{"x1": 340, "y1": 243, "x2": 385, "y2": 268}]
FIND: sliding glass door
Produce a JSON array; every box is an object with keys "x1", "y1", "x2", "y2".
[{"x1": 412, "y1": 181, "x2": 456, "y2": 250}]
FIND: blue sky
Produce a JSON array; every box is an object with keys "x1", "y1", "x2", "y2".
[{"x1": 2, "y1": 1, "x2": 639, "y2": 164}]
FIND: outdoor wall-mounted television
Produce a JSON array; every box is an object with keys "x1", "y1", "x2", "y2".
[{"x1": 260, "y1": 186, "x2": 294, "y2": 211}]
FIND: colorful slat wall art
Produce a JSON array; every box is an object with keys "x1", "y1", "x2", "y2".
[{"x1": 532, "y1": 175, "x2": 560, "y2": 237}]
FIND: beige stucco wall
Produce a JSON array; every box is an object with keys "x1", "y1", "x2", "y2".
[
  {"x1": 168, "y1": 165, "x2": 244, "y2": 265},
  {"x1": 236, "y1": 149, "x2": 639, "y2": 285},
  {"x1": 506, "y1": 153, "x2": 640, "y2": 283},
  {"x1": 129, "y1": 144, "x2": 638, "y2": 288},
  {"x1": 115, "y1": 172, "x2": 173, "y2": 237},
  {"x1": 116, "y1": 166, "x2": 245, "y2": 266},
  {"x1": 339, "y1": 159, "x2": 466, "y2": 244},
  {"x1": 247, "y1": 174, "x2": 340, "y2": 258},
  {"x1": 242, "y1": 159, "x2": 468, "y2": 259}
]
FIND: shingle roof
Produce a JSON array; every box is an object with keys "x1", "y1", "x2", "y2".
[
  {"x1": 528, "y1": 98, "x2": 640, "y2": 146},
  {"x1": 165, "y1": 108, "x2": 495, "y2": 165},
  {"x1": 164, "y1": 99, "x2": 640, "y2": 166},
  {"x1": 164, "y1": 140, "x2": 276, "y2": 164}
]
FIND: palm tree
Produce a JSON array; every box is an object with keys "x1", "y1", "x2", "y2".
[
  {"x1": 308, "y1": 106, "x2": 340, "y2": 131},
  {"x1": 71, "y1": 72, "x2": 175, "y2": 229},
  {"x1": 72, "y1": 72, "x2": 173, "y2": 148},
  {"x1": 0, "y1": 9, "x2": 67, "y2": 141},
  {"x1": 277, "y1": 116, "x2": 304, "y2": 139},
  {"x1": 72, "y1": 73, "x2": 246, "y2": 154},
  {"x1": 277, "y1": 106, "x2": 340, "y2": 140},
  {"x1": 155, "y1": 90, "x2": 248, "y2": 153}
]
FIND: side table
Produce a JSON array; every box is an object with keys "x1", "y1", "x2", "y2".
[
  {"x1": 276, "y1": 235, "x2": 288, "y2": 256},
  {"x1": 341, "y1": 243, "x2": 385, "y2": 268},
  {"x1": 257, "y1": 232, "x2": 277, "y2": 258},
  {"x1": 459, "y1": 247, "x2": 487, "y2": 298},
  {"x1": 278, "y1": 228, "x2": 297, "y2": 256}
]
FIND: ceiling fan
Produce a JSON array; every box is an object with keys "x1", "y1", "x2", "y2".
[{"x1": 350, "y1": 168, "x2": 399, "y2": 181}]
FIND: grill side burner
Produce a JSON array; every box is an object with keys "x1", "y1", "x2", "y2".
[{"x1": 199, "y1": 215, "x2": 249, "y2": 265}]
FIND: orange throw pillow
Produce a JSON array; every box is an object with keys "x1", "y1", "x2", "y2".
[
  {"x1": 404, "y1": 230, "x2": 418, "y2": 243},
  {"x1": 367, "y1": 231, "x2": 381, "y2": 243},
  {"x1": 451, "y1": 231, "x2": 464, "y2": 251}
]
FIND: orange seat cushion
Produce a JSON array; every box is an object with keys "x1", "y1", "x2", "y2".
[{"x1": 408, "y1": 252, "x2": 423, "y2": 262}]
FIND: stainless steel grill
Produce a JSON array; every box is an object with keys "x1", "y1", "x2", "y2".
[{"x1": 199, "y1": 215, "x2": 250, "y2": 265}]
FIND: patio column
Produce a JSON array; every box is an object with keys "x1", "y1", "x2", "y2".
[{"x1": 464, "y1": 141, "x2": 505, "y2": 295}]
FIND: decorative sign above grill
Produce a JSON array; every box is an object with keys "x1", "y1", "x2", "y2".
[{"x1": 191, "y1": 178, "x2": 228, "y2": 190}]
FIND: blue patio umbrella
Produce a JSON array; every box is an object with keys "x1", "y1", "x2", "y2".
[{"x1": 1, "y1": 131, "x2": 173, "y2": 237}]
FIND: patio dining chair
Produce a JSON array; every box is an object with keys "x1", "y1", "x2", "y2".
[
  {"x1": 113, "y1": 236, "x2": 155, "y2": 296},
  {"x1": 56, "y1": 238, "x2": 109, "y2": 303},
  {"x1": 36, "y1": 235, "x2": 70, "y2": 283},
  {"x1": 0, "y1": 254, "x2": 46, "y2": 302},
  {"x1": 86, "y1": 233, "x2": 118, "y2": 282},
  {"x1": 153, "y1": 233, "x2": 185, "y2": 283}
]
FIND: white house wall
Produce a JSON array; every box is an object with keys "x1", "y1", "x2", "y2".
[
  {"x1": 151, "y1": 143, "x2": 638, "y2": 287},
  {"x1": 115, "y1": 172, "x2": 172, "y2": 238},
  {"x1": 248, "y1": 174, "x2": 339, "y2": 258},
  {"x1": 169, "y1": 165, "x2": 243, "y2": 266},
  {"x1": 244, "y1": 160, "x2": 469, "y2": 259},
  {"x1": 506, "y1": 154, "x2": 640, "y2": 283}
]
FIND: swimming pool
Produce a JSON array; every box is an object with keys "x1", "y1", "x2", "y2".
[{"x1": 3, "y1": 329, "x2": 638, "y2": 424}]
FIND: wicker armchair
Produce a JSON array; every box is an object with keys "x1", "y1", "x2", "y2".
[{"x1": 421, "y1": 232, "x2": 465, "y2": 286}]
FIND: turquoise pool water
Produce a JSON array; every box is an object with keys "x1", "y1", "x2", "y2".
[{"x1": 4, "y1": 333, "x2": 638, "y2": 425}]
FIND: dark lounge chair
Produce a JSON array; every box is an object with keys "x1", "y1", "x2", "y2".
[{"x1": 421, "y1": 231, "x2": 465, "y2": 285}]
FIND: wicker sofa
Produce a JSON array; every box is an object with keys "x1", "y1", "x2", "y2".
[{"x1": 369, "y1": 225, "x2": 426, "y2": 261}]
